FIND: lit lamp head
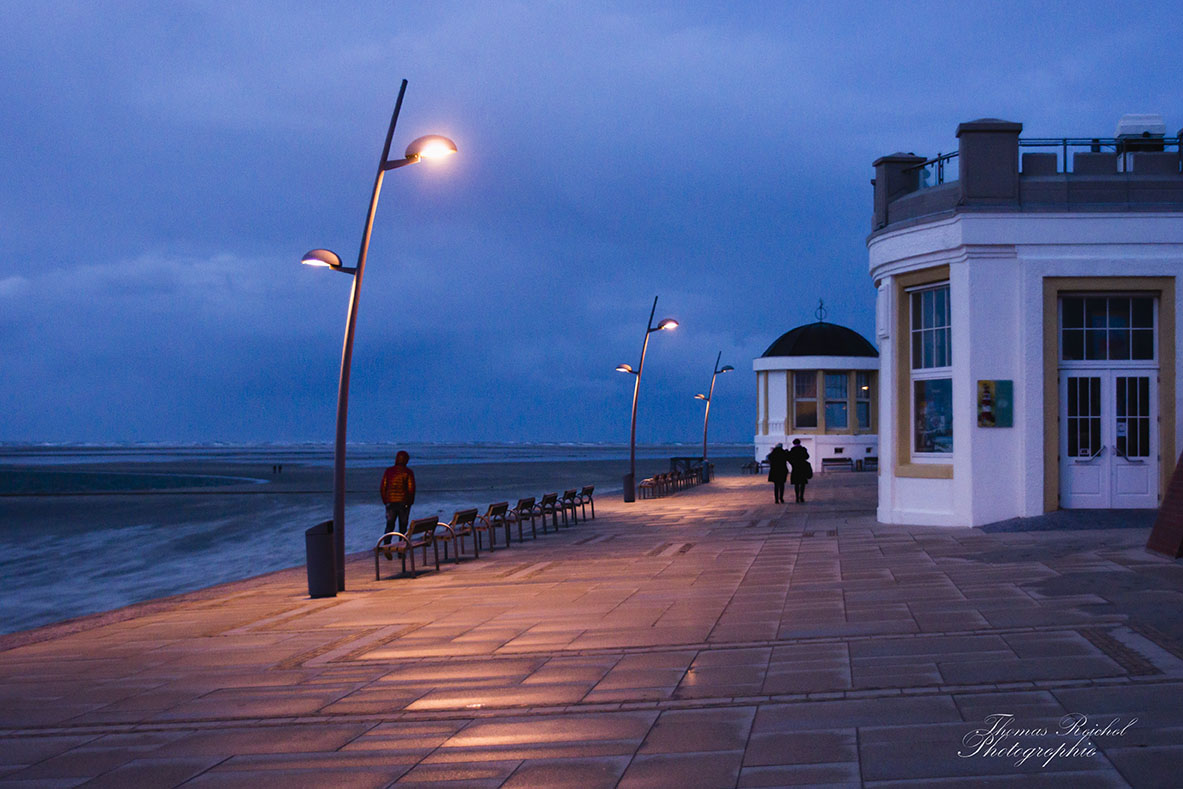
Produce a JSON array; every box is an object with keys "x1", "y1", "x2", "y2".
[
  {"x1": 655, "y1": 318, "x2": 678, "y2": 332},
  {"x1": 405, "y1": 134, "x2": 458, "y2": 162},
  {"x1": 616, "y1": 363, "x2": 636, "y2": 374},
  {"x1": 719, "y1": 365, "x2": 734, "y2": 374},
  {"x1": 301, "y1": 248, "x2": 356, "y2": 275},
  {"x1": 695, "y1": 393, "x2": 707, "y2": 401}
]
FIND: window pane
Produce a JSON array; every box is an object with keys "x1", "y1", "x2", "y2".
[
  {"x1": 1108, "y1": 329, "x2": 1130, "y2": 360},
  {"x1": 1062, "y1": 329, "x2": 1084, "y2": 360},
  {"x1": 935, "y1": 287, "x2": 948, "y2": 327},
  {"x1": 923, "y1": 330, "x2": 934, "y2": 368},
  {"x1": 1085, "y1": 297, "x2": 1107, "y2": 328},
  {"x1": 1062, "y1": 298, "x2": 1084, "y2": 328},
  {"x1": 913, "y1": 379, "x2": 953, "y2": 453},
  {"x1": 1108, "y1": 298, "x2": 1130, "y2": 328},
  {"x1": 794, "y1": 372, "x2": 816, "y2": 398},
  {"x1": 1131, "y1": 297, "x2": 1153, "y2": 328},
  {"x1": 911, "y1": 332, "x2": 921, "y2": 370},
  {"x1": 1132, "y1": 329, "x2": 1154, "y2": 359},
  {"x1": 825, "y1": 373, "x2": 847, "y2": 400},
  {"x1": 857, "y1": 401, "x2": 871, "y2": 429},
  {"x1": 826, "y1": 401, "x2": 848, "y2": 429},
  {"x1": 923, "y1": 289, "x2": 935, "y2": 329},
  {"x1": 795, "y1": 400, "x2": 817, "y2": 428},
  {"x1": 1085, "y1": 329, "x2": 1107, "y2": 360},
  {"x1": 936, "y1": 327, "x2": 950, "y2": 367}
]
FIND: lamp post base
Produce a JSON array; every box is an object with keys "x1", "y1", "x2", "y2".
[{"x1": 623, "y1": 472, "x2": 635, "y2": 502}]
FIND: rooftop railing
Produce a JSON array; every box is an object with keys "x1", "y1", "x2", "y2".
[{"x1": 905, "y1": 136, "x2": 1183, "y2": 189}]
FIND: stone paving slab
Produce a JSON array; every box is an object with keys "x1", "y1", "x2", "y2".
[{"x1": 1, "y1": 473, "x2": 1181, "y2": 786}]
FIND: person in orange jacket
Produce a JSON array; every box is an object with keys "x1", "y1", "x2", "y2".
[{"x1": 380, "y1": 450, "x2": 416, "y2": 534}]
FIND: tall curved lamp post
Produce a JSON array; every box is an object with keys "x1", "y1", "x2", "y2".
[
  {"x1": 694, "y1": 351, "x2": 733, "y2": 481},
  {"x1": 616, "y1": 295, "x2": 678, "y2": 502},
  {"x1": 302, "y1": 79, "x2": 456, "y2": 590}
]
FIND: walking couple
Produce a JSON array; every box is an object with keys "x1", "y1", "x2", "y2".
[{"x1": 766, "y1": 439, "x2": 811, "y2": 503}]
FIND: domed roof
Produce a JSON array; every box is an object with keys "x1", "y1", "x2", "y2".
[{"x1": 761, "y1": 321, "x2": 878, "y2": 358}]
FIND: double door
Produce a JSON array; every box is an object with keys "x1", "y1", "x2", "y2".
[{"x1": 1060, "y1": 370, "x2": 1157, "y2": 509}]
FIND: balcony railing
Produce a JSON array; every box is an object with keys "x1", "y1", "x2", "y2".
[
  {"x1": 1020, "y1": 136, "x2": 1183, "y2": 174},
  {"x1": 906, "y1": 137, "x2": 1183, "y2": 190}
]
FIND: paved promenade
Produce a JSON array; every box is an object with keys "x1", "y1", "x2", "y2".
[{"x1": 2, "y1": 473, "x2": 1182, "y2": 787}]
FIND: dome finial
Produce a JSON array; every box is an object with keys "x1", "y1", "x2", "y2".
[{"x1": 815, "y1": 299, "x2": 827, "y2": 322}]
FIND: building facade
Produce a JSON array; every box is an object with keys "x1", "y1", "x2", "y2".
[
  {"x1": 870, "y1": 117, "x2": 1182, "y2": 526},
  {"x1": 753, "y1": 321, "x2": 879, "y2": 470}
]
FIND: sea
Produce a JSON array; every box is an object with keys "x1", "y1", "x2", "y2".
[{"x1": 0, "y1": 442, "x2": 752, "y2": 635}]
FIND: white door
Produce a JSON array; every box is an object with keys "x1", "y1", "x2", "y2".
[{"x1": 1060, "y1": 371, "x2": 1157, "y2": 509}]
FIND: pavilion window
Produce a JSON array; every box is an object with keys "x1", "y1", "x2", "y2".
[
  {"x1": 824, "y1": 373, "x2": 848, "y2": 430},
  {"x1": 856, "y1": 371, "x2": 872, "y2": 430},
  {"x1": 794, "y1": 372, "x2": 818, "y2": 428},
  {"x1": 910, "y1": 283, "x2": 952, "y2": 454}
]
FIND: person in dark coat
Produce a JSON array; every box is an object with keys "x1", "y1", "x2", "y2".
[
  {"x1": 787, "y1": 438, "x2": 811, "y2": 502},
  {"x1": 765, "y1": 443, "x2": 790, "y2": 503}
]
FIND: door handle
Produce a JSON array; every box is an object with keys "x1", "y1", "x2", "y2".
[
  {"x1": 1113, "y1": 445, "x2": 1145, "y2": 464},
  {"x1": 1073, "y1": 446, "x2": 1105, "y2": 464}
]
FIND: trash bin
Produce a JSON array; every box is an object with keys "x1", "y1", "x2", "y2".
[{"x1": 305, "y1": 519, "x2": 337, "y2": 598}]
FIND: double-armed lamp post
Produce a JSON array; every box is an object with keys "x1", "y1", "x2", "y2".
[
  {"x1": 694, "y1": 351, "x2": 733, "y2": 480},
  {"x1": 616, "y1": 296, "x2": 678, "y2": 502},
  {"x1": 302, "y1": 79, "x2": 456, "y2": 590}
]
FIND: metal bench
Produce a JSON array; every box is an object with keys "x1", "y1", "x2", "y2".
[
  {"x1": 374, "y1": 515, "x2": 441, "y2": 579},
  {"x1": 821, "y1": 457, "x2": 854, "y2": 472},
  {"x1": 477, "y1": 502, "x2": 510, "y2": 550},
  {"x1": 534, "y1": 492, "x2": 563, "y2": 532},
  {"x1": 560, "y1": 489, "x2": 580, "y2": 525},
  {"x1": 436, "y1": 508, "x2": 478, "y2": 561},
  {"x1": 576, "y1": 485, "x2": 595, "y2": 519},
  {"x1": 511, "y1": 497, "x2": 537, "y2": 542}
]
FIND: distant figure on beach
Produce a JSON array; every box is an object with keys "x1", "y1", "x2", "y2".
[
  {"x1": 380, "y1": 451, "x2": 416, "y2": 534},
  {"x1": 765, "y1": 443, "x2": 789, "y2": 504},
  {"x1": 787, "y1": 439, "x2": 811, "y2": 503}
]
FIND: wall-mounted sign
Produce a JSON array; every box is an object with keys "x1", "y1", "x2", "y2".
[{"x1": 977, "y1": 379, "x2": 1014, "y2": 427}]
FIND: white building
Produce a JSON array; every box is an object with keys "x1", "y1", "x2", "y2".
[
  {"x1": 753, "y1": 320, "x2": 879, "y2": 470},
  {"x1": 870, "y1": 116, "x2": 1182, "y2": 526}
]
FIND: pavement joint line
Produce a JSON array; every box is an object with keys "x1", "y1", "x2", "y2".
[
  {"x1": 309, "y1": 621, "x2": 1134, "y2": 666},
  {"x1": 5, "y1": 674, "x2": 1183, "y2": 738},
  {"x1": 272, "y1": 626, "x2": 384, "y2": 670}
]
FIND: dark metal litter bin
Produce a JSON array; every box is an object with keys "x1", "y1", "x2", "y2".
[{"x1": 305, "y1": 519, "x2": 337, "y2": 598}]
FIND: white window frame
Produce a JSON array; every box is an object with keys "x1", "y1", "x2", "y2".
[
  {"x1": 824, "y1": 372, "x2": 849, "y2": 430},
  {"x1": 909, "y1": 282, "x2": 952, "y2": 457},
  {"x1": 856, "y1": 371, "x2": 873, "y2": 431},
  {"x1": 793, "y1": 371, "x2": 818, "y2": 429}
]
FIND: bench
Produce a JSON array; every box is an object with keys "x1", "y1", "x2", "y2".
[
  {"x1": 821, "y1": 457, "x2": 854, "y2": 472},
  {"x1": 576, "y1": 485, "x2": 595, "y2": 519},
  {"x1": 535, "y1": 492, "x2": 563, "y2": 532},
  {"x1": 436, "y1": 508, "x2": 478, "y2": 561},
  {"x1": 477, "y1": 502, "x2": 511, "y2": 550},
  {"x1": 374, "y1": 515, "x2": 441, "y2": 579},
  {"x1": 860, "y1": 456, "x2": 878, "y2": 472},
  {"x1": 560, "y1": 489, "x2": 580, "y2": 525},
  {"x1": 511, "y1": 497, "x2": 537, "y2": 542}
]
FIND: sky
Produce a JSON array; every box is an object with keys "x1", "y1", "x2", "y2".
[{"x1": 2, "y1": 1, "x2": 1180, "y2": 445}]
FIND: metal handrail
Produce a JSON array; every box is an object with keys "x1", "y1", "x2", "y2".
[{"x1": 903, "y1": 136, "x2": 1183, "y2": 187}]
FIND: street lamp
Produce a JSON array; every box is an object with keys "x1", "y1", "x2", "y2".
[
  {"x1": 302, "y1": 79, "x2": 456, "y2": 591},
  {"x1": 694, "y1": 351, "x2": 733, "y2": 481},
  {"x1": 616, "y1": 295, "x2": 678, "y2": 502}
]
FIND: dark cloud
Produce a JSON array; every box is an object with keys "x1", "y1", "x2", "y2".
[{"x1": 2, "y1": 1, "x2": 1179, "y2": 443}]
